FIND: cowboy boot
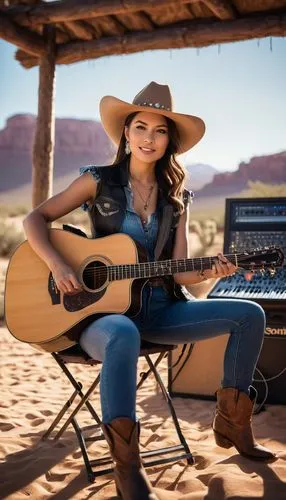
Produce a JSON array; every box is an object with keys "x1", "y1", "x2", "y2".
[
  {"x1": 101, "y1": 417, "x2": 177, "y2": 500},
  {"x1": 212, "y1": 387, "x2": 276, "y2": 461}
]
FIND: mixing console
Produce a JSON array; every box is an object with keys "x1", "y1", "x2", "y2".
[{"x1": 208, "y1": 197, "x2": 286, "y2": 310}]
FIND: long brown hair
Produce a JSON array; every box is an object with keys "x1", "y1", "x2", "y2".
[{"x1": 113, "y1": 112, "x2": 186, "y2": 213}]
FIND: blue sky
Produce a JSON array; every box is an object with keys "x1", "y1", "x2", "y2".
[{"x1": 1, "y1": 37, "x2": 285, "y2": 171}]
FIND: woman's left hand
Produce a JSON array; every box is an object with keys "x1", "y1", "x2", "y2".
[{"x1": 203, "y1": 253, "x2": 237, "y2": 280}]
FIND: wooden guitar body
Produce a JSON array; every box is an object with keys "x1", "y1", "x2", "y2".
[{"x1": 5, "y1": 230, "x2": 146, "y2": 352}]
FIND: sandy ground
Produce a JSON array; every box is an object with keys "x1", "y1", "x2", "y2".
[
  {"x1": 1, "y1": 325, "x2": 286, "y2": 499},
  {"x1": 1, "y1": 232, "x2": 286, "y2": 499}
]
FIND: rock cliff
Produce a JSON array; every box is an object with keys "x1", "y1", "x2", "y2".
[
  {"x1": 0, "y1": 114, "x2": 115, "y2": 192},
  {"x1": 197, "y1": 152, "x2": 286, "y2": 196}
]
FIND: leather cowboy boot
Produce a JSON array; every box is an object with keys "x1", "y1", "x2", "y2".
[
  {"x1": 212, "y1": 387, "x2": 276, "y2": 461},
  {"x1": 101, "y1": 417, "x2": 177, "y2": 500}
]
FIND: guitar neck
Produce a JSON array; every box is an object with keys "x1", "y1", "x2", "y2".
[{"x1": 108, "y1": 254, "x2": 242, "y2": 281}]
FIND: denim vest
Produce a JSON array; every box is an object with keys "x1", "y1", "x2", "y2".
[{"x1": 82, "y1": 159, "x2": 193, "y2": 302}]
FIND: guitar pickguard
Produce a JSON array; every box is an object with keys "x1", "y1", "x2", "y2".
[
  {"x1": 63, "y1": 288, "x2": 106, "y2": 312},
  {"x1": 48, "y1": 271, "x2": 106, "y2": 311}
]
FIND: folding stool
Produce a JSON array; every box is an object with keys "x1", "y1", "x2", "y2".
[{"x1": 42, "y1": 341, "x2": 194, "y2": 483}]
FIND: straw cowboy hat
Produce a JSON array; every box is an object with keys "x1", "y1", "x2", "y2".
[{"x1": 99, "y1": 81, "x2": 205, "y2": 154}]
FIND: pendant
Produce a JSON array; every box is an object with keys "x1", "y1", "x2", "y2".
[{"x1": 144, "y1": 204, "x2": 147, "y2": 210}]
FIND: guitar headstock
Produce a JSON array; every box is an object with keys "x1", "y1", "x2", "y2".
[{"x1": 237, "y1": 246, "x2": 284, "y2": 273}]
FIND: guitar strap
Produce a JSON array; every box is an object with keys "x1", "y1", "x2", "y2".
[{"x1": 62, "y1": 224, "x2": 88, "y2": 238}]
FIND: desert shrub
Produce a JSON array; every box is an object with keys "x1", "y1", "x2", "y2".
[
  {"x1": 0, "y1": 205, "x2": 29, "y2": 218},
  {"x1": 189, "y1": 218, "x2": 218, "y2": 257},
  {"x1": 0, "y1": 220, "x2": 25, "y2": 257},
  {"x1": 189, "y1": 219, "x2": 217, "y2": 248},
  {"x1": 242, "y1": 181, "x2": 286, "y2": 197},
  {"x1": 189, "y1": 203, "x2": 225, "y2": 229}
]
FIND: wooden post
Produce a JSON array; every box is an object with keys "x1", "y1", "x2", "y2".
[{"x1": 32, "y1": 25, "x2": 56, "y2": 208}]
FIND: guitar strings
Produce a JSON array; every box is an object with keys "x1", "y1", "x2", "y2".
[
  {"x1": 81, "y1": 255, "x2": 273, "y2": 276},
  {"x1": 81, "y1": 254, "x2": 240, "y2": 277},
  {"x1": 81, "y1": 253, "x2": 274, "y2": 279}
]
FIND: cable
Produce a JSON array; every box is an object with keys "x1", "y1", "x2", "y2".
[
  {"x1": 253, "y1": 366, "x2": 286, "y2": 383},
  {"x1": 252, "y1": 365, "x2": 286, "y2": 414},
  {"x1": 169, "y1": 343, "x2": 187, "y2": 370},
  {"x1": 169, "y1": 344, "x2": 195, "y2": 386},
  {"x1": 253, "y1": 367, "x2": 269, "y2": 414}
]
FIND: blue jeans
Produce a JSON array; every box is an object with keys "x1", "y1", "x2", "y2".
[{"x1": 79, "y1": 284, "x2": 265, "y2": 423}]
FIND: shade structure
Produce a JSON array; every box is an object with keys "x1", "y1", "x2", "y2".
[{"x1": 0, "y1": 0, "x2": 285, "y2": 69}]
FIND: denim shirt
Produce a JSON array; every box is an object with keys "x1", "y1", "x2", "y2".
[{"x1": 80, "y1": 166, "x2": 158, "y2": 261}]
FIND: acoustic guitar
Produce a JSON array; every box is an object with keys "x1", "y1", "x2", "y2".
[{"x1": 4, "y1": 229, "x2": 284, "y2": 353}]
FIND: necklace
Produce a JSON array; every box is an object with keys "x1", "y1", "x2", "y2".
[{"x1": 131, "y1": 180, "x2": 154, "y2": 211}]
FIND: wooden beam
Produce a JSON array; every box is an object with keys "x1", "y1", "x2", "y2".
[
  {"x1": 15, "y1": 50, "x2": 39, "y2": 69},
  {"x1": 15, "y1": 11, "x2": 286, "y2": 69},
  {"x1": 4, "y1": 0, "x2": 199, "y2": 25},
  {"x1": 101, "y1": 15, "x2": 126, "y2": 36},
  {"x1": 202, "y1": 0, "x2": 236, "y2": 20},
  {"x1": 0, "y1": 11, "x2": 46, "y2": 56},
  {"x1": 56, "y1": 12, "x2": 286, "y2": 64},
  {"x1": 63, "y1": 20, "x2": 96, "y2": 41},
  {"x1": 127, "y1": 12, "x2": 156, "y2": 31},
  {"x1": 32, "y1": 25, "x2": 56, "y2": 208}
]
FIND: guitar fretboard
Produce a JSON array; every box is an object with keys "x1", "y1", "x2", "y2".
[{"x1": 107, "y1": 254, "x2": 241, "y2": 281}]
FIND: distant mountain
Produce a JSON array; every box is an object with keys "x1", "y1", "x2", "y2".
[
  {"x1": 1, "y1": 114, "x2": 285, "y2": 205},
  {"x1": 184, "y1": 163, "x2": 218, "y2": 191},
  {"x1": 0, "y1": 114, "x2": 115, "y2": 194},
  {"x1": 0, "y1": 114, "x2": 218, "y2": 203},
  {"x1": 196, "y1": 152, "x2": 286, "y2": 197}
]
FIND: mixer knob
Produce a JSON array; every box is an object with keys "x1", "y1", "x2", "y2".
[{"x1": 269, "y1": 267, "x2": 276, "y2": 277}]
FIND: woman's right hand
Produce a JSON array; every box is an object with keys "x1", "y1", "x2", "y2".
[{"x1": 50, "y1": 259, "x2": 83, "y2": 295}]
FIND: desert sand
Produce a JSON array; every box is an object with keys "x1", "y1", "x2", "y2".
[
  {"x1": 1, "y1": 321, "x2": 286, "y2": 500},
  {"x1": 1, "y1": 229, "x2": 286, "y2": 499}
]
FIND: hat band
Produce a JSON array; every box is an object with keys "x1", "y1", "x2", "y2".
[{"x1": 136, "y1": 101, "x2": 171, "y2": 111}]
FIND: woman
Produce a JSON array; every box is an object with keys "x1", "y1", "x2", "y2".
[{"x1": 23, "y1": 82, "x2": 275, "y2": 500}]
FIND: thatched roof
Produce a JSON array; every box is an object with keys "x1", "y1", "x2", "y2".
[{"x1": 1, "y1": 0, "x2": 285, "y2": 69}]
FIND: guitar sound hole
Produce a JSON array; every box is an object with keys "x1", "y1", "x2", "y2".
[{"x1": 83, "y1": 261, "x2": 107, "y2": 291}]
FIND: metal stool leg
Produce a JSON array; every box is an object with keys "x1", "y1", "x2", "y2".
[
  {"x1": 137, "y1": 351, "x2": 166, "y2": 390},
  {"x1": 71, "y1": 418, "x2": 96, "y2": 483},
  {"x1": 46, "y1": 347, "x2": 194, "y2": 482},
  {"x1": 145, "y1": 353, "x2": 194, "y2": 465},
  {"x1": 42, "y1": 386, "x2": 81, "y2": 440},
  {"x1": 52, "y1": 353, "x2": 101, "y2": 425},
  {"x1": 54, "y1": 374, "x2": 101, "y2": 439}
]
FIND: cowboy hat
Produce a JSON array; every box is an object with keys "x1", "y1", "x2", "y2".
[{"x1": 99, "y1": 81, "x2": 205, "y2": 154}]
